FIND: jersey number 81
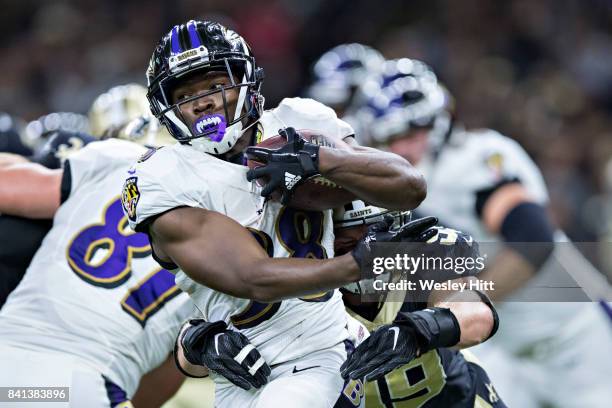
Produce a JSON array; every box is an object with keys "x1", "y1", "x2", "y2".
[{"x1": 67, "y1": 197, "x2": 180, "y2": 327}]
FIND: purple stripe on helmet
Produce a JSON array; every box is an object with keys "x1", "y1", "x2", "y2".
[
  {"x1": 187, "y1": 20, "x2": 201, "y2": 48},
  {"x1": 170, "y1": 26, "x2": 181, "y2": 54}
]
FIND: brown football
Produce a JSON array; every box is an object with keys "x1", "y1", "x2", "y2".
[{"x1": 247, "y1": 129, "x2": 356, "y2": 211}]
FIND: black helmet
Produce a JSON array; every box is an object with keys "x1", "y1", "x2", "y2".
[{"x1": 146, "y1": 20, "x2": 264, "y2": 154}]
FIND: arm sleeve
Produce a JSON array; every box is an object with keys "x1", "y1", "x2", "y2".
[{"x1": 500, "y1": 202, "x2": 555, "y2": 269}]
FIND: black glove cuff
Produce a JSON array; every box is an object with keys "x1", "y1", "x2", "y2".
[
  {"x1": 395, "y1": 308, "x2": 461, "y2": 352},
  {"x1": 350, "y1": 245, "x2": 373, "y2": 278},
  {"x1": 473, "y1": 290, "x2": 499, "y2": 341},
  {"x1": 180, "y1": 319, "x2": 227, "y2": 365}
]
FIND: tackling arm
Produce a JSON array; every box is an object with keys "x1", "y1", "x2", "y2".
[
  {"x1": 149, "y1": 207, "x2": 360, "y2": 302},
  {"x1": 427, "y1": 277, "x2": 497, "y2": 348},
  {"x1": 318, "y1": 140, "x2": 426, "y2": 210},
  {"x1": 0, "y1": 153, "x2": 30, "y2": 168},
  {"x1": 0, "y1": 162, "x2": 62, "y2": 218}
]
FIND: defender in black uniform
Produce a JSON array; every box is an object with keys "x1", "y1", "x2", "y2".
[{"x1": 334, "y1": 202, "x2": 506, "y2": 408}]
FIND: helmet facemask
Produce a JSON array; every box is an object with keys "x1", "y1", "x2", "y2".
[
  {"x1": 149, "y1": 57, "x2": 261, "y2": 155},
  {"x1": 357, "y1": 59, "x2": 449, "y2": 151}
]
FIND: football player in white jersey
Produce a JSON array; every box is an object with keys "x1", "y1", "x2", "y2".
[
  {"x1": 124, "y1": 20, "x2": 428, "y2": 407},
  {"x1": 354, "y1": 58, "x2": 612, "y2": 407},
  {"x1": 172, "y1": 202, "x2": 504, "y2": 408},
  {"x1": 0, "y1": 118, "x2": 195, "y2": 407},
  {"x1": 0, "y1": 84, "x2": 157, "y2": 307}
]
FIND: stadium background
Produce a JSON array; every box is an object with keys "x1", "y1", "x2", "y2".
[
  {"x1": 1, "y1": 1, "x2": 611, "y2": 271},
  {"x1": 1, "y1": 1, "x2": 611, "y2": 406}
]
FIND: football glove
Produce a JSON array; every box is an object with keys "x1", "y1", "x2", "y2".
[
  {"x1": 351, "y1": 215, "x2": 439, "y2": 277},
  {"x1": 340, "y1": 307, "x2": 460, "y2": 382},
  {"x1": 175, "y1": 319, "x2": 271, "y2": 390},
  {"x1": 246, "y1": 127, "x2": 320, "y2": 204},
  {"x1": 415, "y1": 226, "x2": 482, "y2": 281}
]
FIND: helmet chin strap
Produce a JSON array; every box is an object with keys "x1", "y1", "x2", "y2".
[{"x1": 209, "y1": 81, "x2": 249, "y2": 154}]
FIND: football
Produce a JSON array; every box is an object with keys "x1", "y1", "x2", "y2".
[{"x1": 247, "y1": 129, "x2": 356, "y2": 211}]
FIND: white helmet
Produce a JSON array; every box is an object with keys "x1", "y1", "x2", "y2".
[
  {"x1": 116, "y1": 115, "x2": 175, "y2": 147},
  {"x1": 357, "y1": 58, "x2": 452, "y2": 149},
  {"x1": 88, "y1": 83, "x2": 150, "y2": 137},
  {"x1": 333, "y1": 199, "x2": 411, "y2": 230},
  {"x1": 307, "y1": 43, "x2": 384, "y2": 108}
]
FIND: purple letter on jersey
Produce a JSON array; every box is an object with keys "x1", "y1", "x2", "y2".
[{"x1": 192, "y1": 113, "x2": 227, "y2": 142}]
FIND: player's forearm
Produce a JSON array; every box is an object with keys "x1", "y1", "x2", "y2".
[
  {"x1": 0, "y1": 153, "x2": 29, "y2": 168},
  {"x1": 431, "y1": 290, "x2": 495, "y2": 348},
  {"x1": 478, "y1": 248, "x2": 537, "y2": 301},
  {"x1": 0, "y1": 163, "x2": 61, "y2": 218},
  {"x1": 132, "y1": 355, "x2": 187, "y2": 407},
  {"x1": 247, "y1": 254, "x2": 360, "y2": 302},
  {"x1": 318, "y1": 146, "x2": 426, "y2": 210},
  {"x1": 153, "y1": 208, "x2": 362, "y2": 302}
]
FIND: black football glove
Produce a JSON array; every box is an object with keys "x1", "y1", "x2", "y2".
[
  {"x1": 340, "y1": 307, "x2": 460, "y2": 382},
  {"x1": 245, "y1": 127, "x2": 320, "y2": 204},
  {"x1": 414, "y1": 226, "x2": 482, "y2": 281},
  {"x1": 424, "y1": 226, "x2": 476, "y2": 250},
  {"x1": 351, "y1": 216, "x2": 439, "y2": 277},
  {"x1": 175, "y1": 319, "x2": 271, "y2": 390}
]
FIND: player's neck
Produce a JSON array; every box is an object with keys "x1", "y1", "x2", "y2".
[{"x1": 220, "y1": 125, "x2": 257, "y2": 165}]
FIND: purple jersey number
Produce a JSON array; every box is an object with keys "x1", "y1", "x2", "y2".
[
  {"x1": 67, "y1": 197, "x2": 180, "y2": 327},
  {"x1": 231, "y1": 207, "x2": 332, "y2": 329}
]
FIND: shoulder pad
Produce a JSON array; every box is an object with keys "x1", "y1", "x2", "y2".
[
  {"x1": 461, "y1": 128, "x2": 549, "y2": 204},
  {"x1": 262, "y1": 97, "x2": 354, "y2": 140}
]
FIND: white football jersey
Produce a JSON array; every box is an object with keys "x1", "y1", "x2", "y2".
[
  {"x1": 416, "y1": 127, "x2": 549, "y2": 241},
  {"x1": 423, "y1": 129, "x2": 612, "y2": 406},
  {"x1": 124, "y1": 97, "x2": 353, "y2": 366},
  {"x1": 415, "y1": 127, "x2": 599, "y2": 347},
  {"x1": 0, "y1": 139, "x2": 195, "y2": 397}
]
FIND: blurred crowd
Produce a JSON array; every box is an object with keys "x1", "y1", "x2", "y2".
[{"x1": 1, "y1": 0, "x2": 611, "y2": 255}]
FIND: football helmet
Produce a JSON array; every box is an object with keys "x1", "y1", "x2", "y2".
[
  {"x1": 334, "y1": 200, "x2": 411, "y2": 296},
  {"x1": 146, "y1": 20, "x2": 264, "y2": 155},
  {"x1": 333, "y1": 199, "x2": 411, "y2": 230},
  {"x1": 23, "y1": 112, "x2": 90, "y2": 151},
  {"x1": 358, "y1": 58, "x2": 451, "y2": 149},
  {"x1": 89, "y1": 83, "x2": 150, "y2": 137},
  {"x1": 0, "y1": 113, "x2": 31, "y2": 155},
  {"x1": 306, "y1": 43, "x2": 384, "y2": 109},
  {"x1": 116, "y1": 115, "x2": 175, "y2": 147}
]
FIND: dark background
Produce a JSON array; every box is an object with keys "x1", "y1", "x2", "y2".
[{"x1": 1, "y1": 0, "x2": 611, "y2": 273}]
